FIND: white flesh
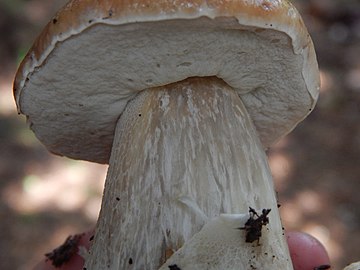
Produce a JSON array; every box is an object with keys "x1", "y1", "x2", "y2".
[
  {"x1": 343, "y1": 262, "x2": 360, "y2": 270},
  {"x1": 159, "y1": 213, "x2": 287, "y2": 269},
  {"x1": 85, "y1": 77, "x2": 293, "y2": 269}
]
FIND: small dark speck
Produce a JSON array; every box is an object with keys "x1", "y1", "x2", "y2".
[
  {"x1": 116, "y1": 197, "x2": 120, "y2": 201},
  {"x1": 78, "y1": 104, "x2": 84, "y2": 107},
  {"x1": 138, "y1": 114, "x2": 142, "y2": 117},
  {"x1": 53, "y1": 18, "x2": 58, "y2": 24},
  {"x1": 177, "y1": 62, "x2": 192, "y2": 67},
  {"x1": 88, "y1": 19, "x2": 93, "y2": 24},
  {"x1": 83, "y1": 268, "x2": 87, "y2": 270},
  {"x1": 314, "y1": 265, "x2": 331, "y2": 270},
  {"x1": 102, "y1": 10, "x2": 113, "y2": 20},
  {"x1": 271, "y1": 39, "x2": 281, "y2": 44},
  {"x1": 128, "y1": 258, "x2": 133, "y2": 265},
  {"x1": 169, "y1": 264, "x2": 181, "y2": 270},
  {"x1": 89, "y1": 235, "x2": 94, "y2": 241}
]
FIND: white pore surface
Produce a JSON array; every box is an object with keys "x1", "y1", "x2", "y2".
[{"x1": 20, "y1": 17, "x2": 311, "y2": 163}]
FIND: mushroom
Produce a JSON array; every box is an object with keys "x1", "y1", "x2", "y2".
[
  {"x1": 343, "y1": 262, "x2": 360, "y2": 270},
  {"x1": 13, "y1": 0, "x2": 319, "y2": 269}
]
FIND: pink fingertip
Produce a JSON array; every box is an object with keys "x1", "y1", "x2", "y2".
[{"x1": 287, "y1": 231, "x2": 331, "y2": 270}]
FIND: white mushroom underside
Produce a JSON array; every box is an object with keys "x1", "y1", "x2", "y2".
[{"x1": 20, "y1": 17, "x2": 311, "y2": 163}]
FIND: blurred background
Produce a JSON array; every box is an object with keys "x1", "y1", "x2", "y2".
[{"x1": 0, "y1": 0, "x2": 359, "y2": 269}]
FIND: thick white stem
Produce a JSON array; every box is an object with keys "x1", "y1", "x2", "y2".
[{"x1": 85, "y1": 77, "x2": 292, "y2": 269}]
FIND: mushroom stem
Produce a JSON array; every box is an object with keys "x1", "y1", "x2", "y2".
[{"x1": 85, "y1": 77, "x2": 293, "y2": 269}]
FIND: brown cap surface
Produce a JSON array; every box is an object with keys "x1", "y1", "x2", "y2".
[{"x1": 14, "y1": 0, "x2": 319, "y2": 163}]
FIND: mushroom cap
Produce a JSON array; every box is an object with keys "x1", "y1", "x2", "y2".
[{"x1": 14, "y1": 0, "x2": 319, "y2": 164}]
